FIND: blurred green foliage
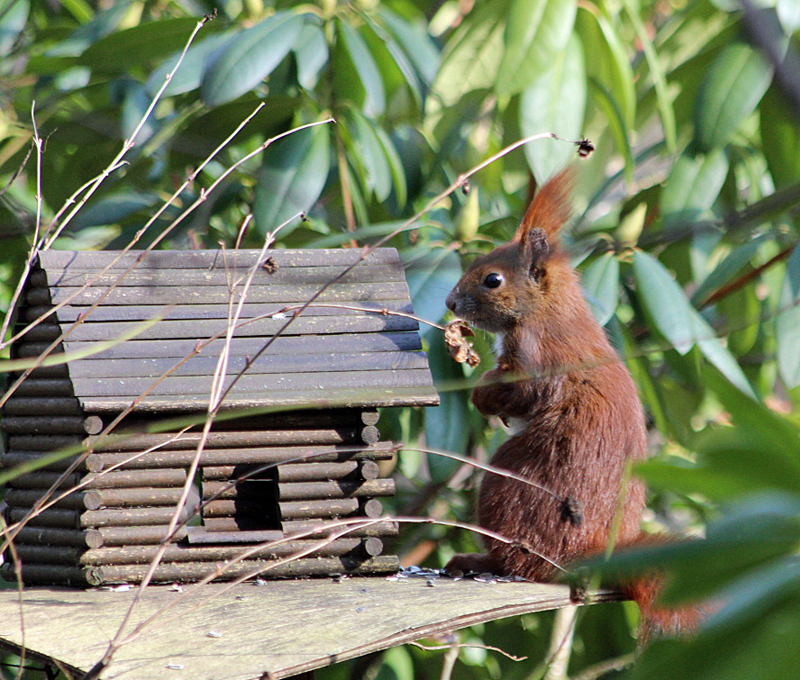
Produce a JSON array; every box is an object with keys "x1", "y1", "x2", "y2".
[{"x1": 1, "y1": 0, "x2": 800, "y2": 678}]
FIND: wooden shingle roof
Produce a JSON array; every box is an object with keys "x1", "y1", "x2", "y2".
[{"x1": 19, "y1": 248, "x2": 439, "y2": 413}]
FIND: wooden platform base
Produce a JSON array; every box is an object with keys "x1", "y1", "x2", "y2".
[{"x1": 0, "y1": 577, "x2": 622, "y2": 679}]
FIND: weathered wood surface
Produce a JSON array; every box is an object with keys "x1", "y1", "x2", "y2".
[
  {"x1": 81, "y1": 442, "x2": 395, "y2": 471},
  {"x1": 25, "y1": 300, "x2": 413, "y2": 323},
  {"x1": 37, "y1": 247, "x2": 401, "y2": 269},
  {"x1": 27, "y1": 281, "x2": 413, "y2": 307},
  {"x1": 0, "y1": 578, "x2": 622, "y2": 679},
  {"x1": 20, "y1": 313, "x2": 419, "y2": 342},
  {"x1": 75, "y1": 386, "x2": 440, "y2": 413},
  {"x1": 15, "y1": 247, "x2": 439, "y2": 413},
  {"x1": 17, "y1": 330, "x2": 424, "y2": 359}
]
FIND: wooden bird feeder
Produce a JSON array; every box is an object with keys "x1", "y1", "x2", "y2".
[{"x1": 1, "y1": 248, "x2": 439, "y2": 587}]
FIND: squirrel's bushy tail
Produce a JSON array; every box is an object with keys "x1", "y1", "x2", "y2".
[
  {"x1": 621, "y1": 577, "x2": 707, "y2": 645},
  {"x1": 615, "y1": 534, "x2": 709, "y2": 644}
]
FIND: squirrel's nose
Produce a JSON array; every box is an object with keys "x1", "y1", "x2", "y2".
[{"x1": 445, "y1": 290, "x2": 457, "y2": 312}]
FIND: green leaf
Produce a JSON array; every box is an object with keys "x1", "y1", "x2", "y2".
[
  {"x1": 661, "y1": 149, "x2": 729, "y2": 229},
  {"x1": 777, "y1": 0, "x2": 800, "y2": 32},
  {"x1": 581, "y1": 252, "x2": 619, "y2": 326},
  {"x1": 496, "y1": 0, "x2": 576, "y2": 97},
  {"x1": 360, "y1": 18, "x2": 421, "y2": 117},
  {"x1": 253, "y1": 124, "x2": 330, "y2": 236},
  {"x1": 333, "y1": 19, "x2": 385, "y2": 118},
  {"x1": 70, "y1": 191, "x2": 159, "y2": 231},
  {"x1": 201, "y1": 13, "x2": 304, "y2": 107},
  {"x1": 614, "y1": 318, "x2": 670, "y2": 437},
  {"x1": 705, "y1": 368, "x2": 800, "y2": 459},
  {"x1": 146, "y1": 32, "x2": 234, "y2": 97},
  {"x1": 691, "y1": 425, "x2": 800, "y2": 498},
  {"x1": 694, "y1": 316, "x2": 754, "y2": 399},
  {"x1": 760, "y1": 82, "x2": 800, "y2": 189},
  {"x1": 78, "y1": 17, "x2": 202, "y2": 72},
  {"x1": 0, "y1": 0, "x2": 29, "y2": 57},
  {"x1": 423, "y1": 334, "x2": 470, "y2": 482},
  {"x1": 405, "y1": 247, "x2": 463, "y2": 336},
  {"x1": 776, "y1": 244, "x2": 800, "y2": 387},
  {"x1": 379, "y1": 7, "x2": 439, "y2": 88},
  {"x1": 620, "y1": 0, "x2": 676, "y2": 153},
  {"x1": 519, "y1": 33, "x2": 586, "y2": 184},
  {"x1": 375, "y1": 127, "x2": 408, "y2": 207},
  {"x1": 633, "y1": 250, "x2": 697, "y2": 354},
  {"x1": 575, "y1": 6, "x2": 635, "y2": 129},
  {"x1": 294, "y1": 23, "x2": 328, "y2": 90},
  {"x1": 58, "y1": 0, "x2": 92, "y2": 23},
  {"x1": 695, "y1": 41, "x2": 774, "y2": 150},
  {"x1": 345, "y1": 109, "x2": 393, "y2": 202},
  {"x1": 404, "y1": 247, "x2": 468, "y2": 477},
  {"x1": 633, "y1": 251, "x2": 754, "y2": 395},
  {"x1": 690, "y1": 234, "x2": 769, "y2": 306},
  {"x1": 428, "y1": 0, "x2": 508, "y2": 110},
  {"x1": 46, "y1": 0, "x2": 131, "y2": 57},
  {"x1": 587, "y1": 78, "x2": 634, "y2": 184},
  {"x1": 121, "y1": 82, "x2": 158, "y2": 147}
]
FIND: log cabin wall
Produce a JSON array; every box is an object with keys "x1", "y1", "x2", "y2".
[{"x1": 1, "y1": 249, "x2": 438, "y2": 586}]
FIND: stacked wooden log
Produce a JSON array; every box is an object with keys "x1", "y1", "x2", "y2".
[{"x1": 1, "y1": 249, "x2": 438, "y2": 586}]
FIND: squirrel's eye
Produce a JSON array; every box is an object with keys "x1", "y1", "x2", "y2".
[{"x1": 483, "y1": 272, "x2": 504, "y2": 289}]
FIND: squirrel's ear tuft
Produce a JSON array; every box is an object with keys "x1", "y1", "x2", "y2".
[
  {"x1": 521, "y1": 228, "x2": 549, "y2": 279},
  {"x1": 514, "y1": 168, "x2": 574, "y2": 245}
]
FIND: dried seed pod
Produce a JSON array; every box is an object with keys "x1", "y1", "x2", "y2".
[{"x1": 444, "y1": 320, "x2": 480, "y2": 367}]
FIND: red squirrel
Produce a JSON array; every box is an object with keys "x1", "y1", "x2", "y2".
[{"x1": 444, "y1": 170, "x2": 699, "y2": 639}]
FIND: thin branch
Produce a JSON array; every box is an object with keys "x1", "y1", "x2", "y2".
[{"x1": 408, "y1": 640, "x2": 527, "y2": 663}]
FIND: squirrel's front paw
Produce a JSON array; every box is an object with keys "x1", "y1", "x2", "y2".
[{"x1": 472, "y1": 378, "x2": 514, "y2": 416}]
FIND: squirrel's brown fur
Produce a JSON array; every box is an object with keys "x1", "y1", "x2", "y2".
[{"x1": 445, "y1": 170, "x2": 697, "y2": 638}]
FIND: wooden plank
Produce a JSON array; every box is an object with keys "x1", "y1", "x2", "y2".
[
  {"x1": 37, "y1": 247, "x2": 400, "y2": 270},
  {"x1": 202, "y1": 479, "x2": 395, "y2": 502},
  {"x1": 0, "y1": 578, "x2": 622, "y2": 680},
  {"x1": 87, "y1": 525, "x2": 188, "y2": 547},
  {"x1": 24, "y1": 299, "x2": 413, "y2": 323},
  {"x1": 5, "y1": 487, "x2": 188, "y2": 510},
  {"x1": 83, "y1": 555, "x2": 399, "y2": 585},
  {"x1": 77, "y1": 386, "x2": 440, "y2": 412},
  {"x1": 64, "y1": 368, "x2": 434, "y2": 399},
  {"x1": 8, "y1": 469, "x2": 187, "y2": 490},
  {"x1": 13, "y1": 526, "x2": 97, "y2": 548},
  {"x1": 0, "y1": 416, "x2": 103, "y2": 435},
  {"x1": 86, "y1": 427, "x2": 373, "y2": 452},
  {"x1": 13, "y1": 537, "x2": 374, "y2": 567},
  {"x1": 21, "y1": 313, "x2": 418, "y2": 343},
  {"x1": 11, "y1": 525, "x2": 190, "y2": 549},
  {"x1": 28, "y1": 281, "x2": 411, "y2": 307},
  {"x1": 190, "y1": 522, "x2": 396, "y2": 540},
  {"x1": 79, "y1": 506, "x2": 191, "y2": 528},
  {"x1": 201, "y1": 461, "x2": 381, "y2": 483},
  {"x1": 204, "y1": 498, "x2": 361, "y2": 520},
  {"x1": 23, "y1": 330, "x2": 424, "y2": 359},
  {"x1": 3, "y1": 397, "x2": 83, "y2": 416},
  {"x1": 55, "y1": 351, "x2": 428, "y2": 381},
  {"x1": 84, "y1": 442, "x2": 395, "y2": 471},
  {"x1": 1, "y1": 452, "x2": 88, "y2": 473},
  {"x1": 282, "y1": 519, "x2": 398, "y2": 538},
  {"x1": 7, "y1": 507, "x2": 81, "y2": 528},
  {"x1": 6, "y1": 435, "x2": 83, "y2": 451},
  {"x1": 30, "y1": 264, "x2": 404, "y2": 288}
]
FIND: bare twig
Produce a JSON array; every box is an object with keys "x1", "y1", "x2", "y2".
[{"x1": 408, "y1": 640, "x2": 527, "y2": 663}]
